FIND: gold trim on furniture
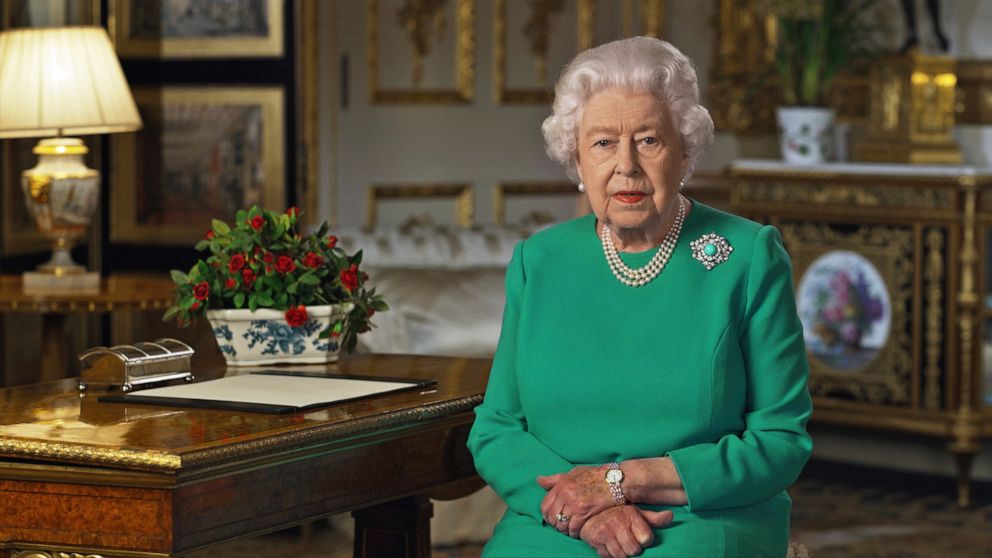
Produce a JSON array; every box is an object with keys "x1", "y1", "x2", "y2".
[
  {"x1": 366, "y1": 184, "x2": 473, "y2": 228},
  {"x1": 111, "y1": 0, "x2": 284, "y2": 58},
  {"x1": 493, "y1": 0, "x2": 594, "y2": 104},
  {"x1": 924, "y1": 228, "x2": 945, "y2": 411},
  {"x1": 110, "y1": 86, "x2": 286, "y2": 246},
  {"x1": 493, "y1": 182, "x2": 587, "y2": 225},
  {"x1": 368, "y1": 0, "x2": 475, "y2": 104},
  {"x1": 784, "y1": 223, "x2": 914, "y2": 405},
  {"x1": 1, "y1": 0, "x2": 101, "y2": 28},
  {"x1": 10, "y1": 542, "x2": 169, "y2": 558}
]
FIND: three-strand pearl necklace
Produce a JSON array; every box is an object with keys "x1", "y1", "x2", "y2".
[{"x1": 600, "y1": 195, "x2": 687, "y2": 287}]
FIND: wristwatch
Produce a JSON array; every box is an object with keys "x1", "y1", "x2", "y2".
[{"x1": 605, "y1": 462, "x2": 626, "y2": 506}]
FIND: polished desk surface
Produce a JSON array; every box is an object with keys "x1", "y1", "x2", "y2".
[
  {"x1": 0, "y1": 354, "x2": 490, "y2": 557},
  {"x1": 0, "y1": 275, "x2": 174, "y2": 312}
]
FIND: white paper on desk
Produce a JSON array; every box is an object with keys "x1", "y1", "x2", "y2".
[{"x1": 124, "y1": 374, "x2": 421, "y2": 408}]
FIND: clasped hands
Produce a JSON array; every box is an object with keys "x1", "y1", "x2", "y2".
[{"x1": 537, "y1": 465, "x2": 674, "y2": 558}]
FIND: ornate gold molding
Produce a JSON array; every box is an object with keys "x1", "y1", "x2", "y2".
[
  {"x1": 493, "y1": 0, "x2": 594, "y2": 104},
  {"x1": 923, "y1": 228, "x2": 944, "y2": 410},
  {"x1": 297, "y1": 0, "x2": 320, "y2": 226},
  {"x1": 11, "y1": 543, "x2": 168, "y2": 558},
  {"x1": 784, "y1": 223, "x2": 914, "y2": 404},
  {"x1": 493, "y1": 181, "x2": 585, "y2": 224},
  {"x1": 736, "y1": 180, "x2": 954, "y2": 211},
  {"x1": 365, "y1": 183, "x2": 473, "y2": 228},
  {"x1": 0, "y1": 395, "x2": 482, "y2": 473},
  {"x1": 368, "y1": 0, "x2": 475, "y2": 104},
  {"x1": 0, "y1": 438, "x2": 182, "y2": 471}
]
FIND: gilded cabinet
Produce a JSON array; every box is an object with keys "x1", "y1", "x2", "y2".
[{"x1": 730, "y1": 160, "x2": 992, "y2": 505}]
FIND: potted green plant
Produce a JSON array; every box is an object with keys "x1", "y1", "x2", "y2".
[
  {"x1": 772, "y1": 0, "x2": 880, "y2": 163},
  {"x1": 164, "y1": 206, "x2": 387, "y2": 366}
]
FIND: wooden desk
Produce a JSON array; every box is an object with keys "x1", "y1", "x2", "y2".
[
  {"x1": 0, "y1": 354, "x2": 488, "y2": 558},
  {"x1": 0, "y1": 275, "x2": 175, "y2": 382}
]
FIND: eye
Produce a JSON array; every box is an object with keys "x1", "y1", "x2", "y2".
[
  {"x1": 640, "y1": 136, "x2": 659, "y2": 146},
  {"x1": 593, "y1": 139, "x2": 612, "y2": 148}
]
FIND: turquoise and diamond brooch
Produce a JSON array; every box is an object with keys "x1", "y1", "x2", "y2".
[{"x1": 690, "y1": 233, "x2": 732, "y2": 270}]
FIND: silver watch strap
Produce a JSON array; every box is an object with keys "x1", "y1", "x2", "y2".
[{"x1": 607, "y1": 462, "x2": 626, "y2": 506}]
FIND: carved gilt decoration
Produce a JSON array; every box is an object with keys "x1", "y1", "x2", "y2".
[
  {"x1": 783, "y1": 223, "x2": 914, "y2": 405},
  {"x1": 396, "y1": 0, "x2": 448, "y2": 86},
  {"x1": 923, "y1": 228, "x2": 944, "y2": 410},
  {"x1": 366, "y1": 184, "x2": 473, "y2": 228},
  {"x1": 493, "y1": 181, "x2": 586, "y2": 224},
  {"x1": 737, "y1": 180, "x2": 954, "y2": 210},
  {"x1": 368, "y1": 0, "x2": 475, "y2": 103},
  {"x1": 493, "y1": 0, "x2": 593, "y2": 104}
]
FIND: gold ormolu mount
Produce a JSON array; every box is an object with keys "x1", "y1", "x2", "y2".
[
  {"x1": 79, "y1": 338, "x2": 194, "y2": 392},
  {"x1": 852, "y1": 53, "x2": 962, "y2": 164}
]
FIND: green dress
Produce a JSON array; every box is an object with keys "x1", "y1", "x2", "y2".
[{"x1": 467, "y1": 201, "x2": 813, "y2": 557}]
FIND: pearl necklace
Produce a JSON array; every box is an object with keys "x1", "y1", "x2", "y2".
[{"x1": 600, "y1": 195, "x2": 686, "y2": 287}]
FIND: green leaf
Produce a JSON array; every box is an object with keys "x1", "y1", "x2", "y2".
[
  {"x1": 170, "y1": 270, "x2": 189, "y2": 285},
  {"x1": 234, "y1": 292, "x2": 246, "y2": 308},
  {"x1": 236, "y1": 209, "x2": 248, "y2": 224},
  {"x1": 287, "y1": 281, "x2": 299, "y2": 294},
  {"x1": 162, "y1": 306, "x2": 180, "y2": 321},
  {"x1": 257, "y1": 292, "x2": 274, "y2": 306},
  {"x1": 194, "y1": 240, "x2": 210, "y2": 251},
  {"x1": 248, "y1": 294, "x2": 258, "y2": 312},
  {"x1": 299, "y1": 273, "x2": 320, "y2": 285},
  {"x1": 352, "y1": 249, "x2": 363, "y2": 265},
  {"x1": 275, "y1": 292, "x2": 288, "y2": 307},
  {"x1": 371, "y1": 299, "x2": 389, "y2": 312},
  {"x1": 212, "y1": 219, "x2": 231, "y2": 235}
]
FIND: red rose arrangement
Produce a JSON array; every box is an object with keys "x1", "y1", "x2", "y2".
[{"x1": 165, "y1": 206, "x2": 387, "y2": 352}]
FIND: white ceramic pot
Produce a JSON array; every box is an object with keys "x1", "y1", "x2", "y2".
[
  {"x1": 776, "y1": 107, "x2": 835, "y2": 164},
  {"x1": 206, "y1": 304, "x2": 353, "y2": 366}
]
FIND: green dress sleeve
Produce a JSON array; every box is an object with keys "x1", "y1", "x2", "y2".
[
  {"x1": 467, "y1": 241, "x2": 574, "y2": 523},
  {"x1": 666, "y1": 225, "x2": 813, "y2": 511}
]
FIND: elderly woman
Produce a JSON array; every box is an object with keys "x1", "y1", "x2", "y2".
[{"x1": 467, "y1": 36, "x2": 812, "y2": 558}]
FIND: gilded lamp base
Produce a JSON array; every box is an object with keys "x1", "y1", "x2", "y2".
[{"x1": 20, "y1": 137, "x2": 100, "y2": 290}]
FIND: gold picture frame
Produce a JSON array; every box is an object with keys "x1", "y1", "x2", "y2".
[
  {"x1": 110, "y1": 0, "x2": 284, "y2": 58},
  {"x1": 1, "y1": 0, "x2": 100, "y2": 28},
  {"x1": 366, "y1": 184, "x2": 473, "y2": 228},
  {"x1": 493, "y1": 182, "x2": 588, "y2": 225},
  {"x1": 367, "y1": 0, "x2": 475, "y2": 104},
  {"x1": 494, "y1": 0, "x2": 594, "y2": 104},
  {"x1": 111, "y1": 86, "x2": 285, "y2": 245}
]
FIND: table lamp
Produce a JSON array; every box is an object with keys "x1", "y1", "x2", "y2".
[{"x1": 0, "y1": 26, "x2": 141, "y2": 290}]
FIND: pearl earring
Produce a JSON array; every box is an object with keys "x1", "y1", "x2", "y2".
[{"x1": 578, "y1": 182, "x2": 586, "y2": 192}]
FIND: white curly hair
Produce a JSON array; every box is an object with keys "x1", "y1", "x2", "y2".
[{"x1": 541, "y1": 37, "x2": 714, "y2": 183}]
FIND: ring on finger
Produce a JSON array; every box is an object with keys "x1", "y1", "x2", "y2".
[{"x1": 556, "y1": 512, "x2": 569, "y2": 523}]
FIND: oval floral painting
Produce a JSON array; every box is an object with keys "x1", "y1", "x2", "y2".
[{"x1": 797, "y1": 250, "x2": 891, "y2": 371}]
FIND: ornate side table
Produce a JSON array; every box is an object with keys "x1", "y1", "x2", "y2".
[{"x1": 0, "y1": 275, "x2": 175, "y2": 383}]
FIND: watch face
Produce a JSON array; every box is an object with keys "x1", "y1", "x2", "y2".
[{"x1": 606, "y1": 469, "x2": 623, "y2": 483}]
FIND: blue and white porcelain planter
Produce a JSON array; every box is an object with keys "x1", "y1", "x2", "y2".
[{"x1": 206, "y1": 304, "x2": 353, "y2": 366}]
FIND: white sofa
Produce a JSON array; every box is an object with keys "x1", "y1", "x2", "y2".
[{"x1": 336, "y1": 224, "x2": 542, "y2": 544}]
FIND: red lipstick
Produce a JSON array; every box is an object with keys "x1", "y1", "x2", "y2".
[{"x1": 613, "y1": 191, "x2": 648, "y2": 204}]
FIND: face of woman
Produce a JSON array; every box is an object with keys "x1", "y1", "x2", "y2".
[{"x1": 576, "y1": 88, "x2": 686, "y2": 245}]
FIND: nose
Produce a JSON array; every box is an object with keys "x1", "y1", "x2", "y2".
[{"x1": 615, "y1": 141, "x2": 639, "y2": 176}]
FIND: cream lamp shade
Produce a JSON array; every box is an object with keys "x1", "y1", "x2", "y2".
[{"x1": 0, "y1": 26, "x2": 141, "y2": 138}]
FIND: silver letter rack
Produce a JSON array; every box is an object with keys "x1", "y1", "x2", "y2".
[{"x1": 79, "y1": 338, "x2": 195, "y2": 392}]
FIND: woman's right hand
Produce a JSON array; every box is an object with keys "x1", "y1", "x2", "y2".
[{"x1": 579, "y1": 506, "x2": 674, "y2": 558}]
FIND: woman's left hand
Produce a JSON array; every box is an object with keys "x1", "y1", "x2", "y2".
[{"x1": 538, "y1": 465, "x2": 615, "y2": 537}]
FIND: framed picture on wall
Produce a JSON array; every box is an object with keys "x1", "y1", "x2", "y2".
[
  {"x1": 112, "y1": 0, "x2": 284, "y2": 58},
  {"x1": 110, "y1": 86, "x2": 285, "y2": 245}
]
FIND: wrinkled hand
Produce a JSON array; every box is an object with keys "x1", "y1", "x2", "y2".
[
  {"x1": 538, "y1": 465, "x2": 615, "y2": 537},
  {"x1": 579, "y1": 506, "x2": 673, "y2": 558}
]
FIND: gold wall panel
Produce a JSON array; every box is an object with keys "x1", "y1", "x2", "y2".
[
  {"x1": 493, "y1": 0, "x2": 594, "y2": 104},
  {"x1": 924, "y1": 228, "x2": 945, "y2": 410},
  {"x1": 368, "y1": 0, "x2": 475, "y2": 104},
  {"x1": 366, "y1": 183, "x2": 473, "y2": 228},
  {"x1": 493, "y1": 181, "x2": 587, "y2": 225},
  {"x1": 736, "y1": 180, "x2": 954, "y2": 211}
]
